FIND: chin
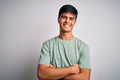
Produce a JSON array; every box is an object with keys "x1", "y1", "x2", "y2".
[{"x1": 62, "y1": 30, "x2": 71, "y2": 33}]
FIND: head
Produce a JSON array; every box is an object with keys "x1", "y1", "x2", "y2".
[
  {"x1": 58, "y1": 4, "x2": 78, "y2": 33},
  {"x1": 58, "y1": 4, "x2": 78, "y2": 19}
]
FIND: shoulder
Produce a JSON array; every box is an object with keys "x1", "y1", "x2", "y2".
[
  {"x1": 74, "y1": 37, "x2": 89, "y2": 49},
  {"x1": 42, "y1": 36, "x2": 58, "y2": 46},
  {"x1": 74, "y1": 37, "x2": 88, "y2": 46}
]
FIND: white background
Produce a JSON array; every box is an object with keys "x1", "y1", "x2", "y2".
[{"x1": 0, "y1": 0, "x2": 120, "y2": 80}]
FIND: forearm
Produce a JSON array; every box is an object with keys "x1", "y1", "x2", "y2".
[
  {"x1": 62, "y1": 74, "x2": 83, "y2": 80},
  {"x1": 38, "y1": 65, "x2": 76, "y2": 80},
  {"x1": 42, "y1": 67, "x2": 73, "y2": 79},
  {"x1": 62, "y1": 69, "x2": 91, "y2": 80}
]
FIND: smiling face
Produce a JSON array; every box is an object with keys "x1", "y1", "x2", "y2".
[{"x1": 58, "y1": 12, "x2": 76, "y2": 33}]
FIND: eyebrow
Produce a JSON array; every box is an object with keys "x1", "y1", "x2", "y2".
[{"x1": 61, "y1": 15, "x2": 75, "y2": 18}]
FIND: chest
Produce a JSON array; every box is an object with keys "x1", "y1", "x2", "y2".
[{"x1": 49, "y1": 42, "x2": 81, "y2": 67}]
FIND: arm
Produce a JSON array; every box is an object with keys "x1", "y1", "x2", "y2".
[
  {"x1": 37, "y1": 64, "x2": 80, "y2": 80},
  {"x1": 62, "y1": 68, "x2": 91, "y2": 80},
  {"x1": 61, "y1": 44, "x2": 91, "y2": 80}
]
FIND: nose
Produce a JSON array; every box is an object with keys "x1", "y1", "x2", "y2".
[{"x1": 65, "y1": 18, "x2": 69, "y2": 23}]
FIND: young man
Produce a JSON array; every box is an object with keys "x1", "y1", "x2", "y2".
[{"x1": 37, "y1": 4, "x2": 91, "y2": 80}]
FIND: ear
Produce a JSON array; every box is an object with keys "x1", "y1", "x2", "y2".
[
  {"x1": 75, "y1": 19, "x2": 77, "y2": 24},
  {"x1": 58, "y1": 18, "x2": 60, "y2": 23}
]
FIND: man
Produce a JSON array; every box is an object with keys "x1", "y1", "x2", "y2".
[{"x1": 37, "y1": 4, "x2": 91, "y2": 80}]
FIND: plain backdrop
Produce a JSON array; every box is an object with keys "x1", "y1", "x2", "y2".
[{"x1": 0, "y1": 0, "x2": 120, "y2": 80}]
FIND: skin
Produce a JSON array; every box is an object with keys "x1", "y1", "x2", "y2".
[
  {"x1": 38, "y1": 64, "x2": 79, "y2": 80},
  {"x1": 58, "y1": 12, "x2": 76, "y2": 40},
  {"x1": 37, "y1": 12, "x2": 91, "y2": 80}
]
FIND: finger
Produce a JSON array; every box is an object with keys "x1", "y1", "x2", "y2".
[{"x1": 49, "y1": 64, "x2": 55, "y2": 68}]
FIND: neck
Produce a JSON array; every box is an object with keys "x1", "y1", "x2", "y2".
[{"x1": 59, "y1": 32, "x2": 74, "y2": 40}]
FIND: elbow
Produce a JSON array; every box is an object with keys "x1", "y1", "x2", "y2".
[
  {"x1": 84, "y1": 78, "x2": 90, "y2": 80},
  {"x1": 82, "y1": 77, "x2": 90, "y2": 80},
  {"x1": 37, "y1": 71, "x2": 43, "y2": 79},
  {"x1": 37, "y1": 68, "x2": 47, "y2": 79},
  {"x1": 38, "y1": 70, "x2": 51, "y2": 79},
  {"x1": 37, "y1": 65, "x2": 50, "y2": 79},
  {"x1": 37, "y1": 74, "x2": 45, "y2": 80},
  {"x1": 80, "y1": 78, "x2": 89, "y2": 80},
  {"x1": 37, "y1": 72, "x2": 48, "y2": 79},
  {"x1": 80, "y1": 75, "x2": 90, "y2": 80},
  {"x1": 37, "y1": 70, "x2": 52, "y2": 79}
]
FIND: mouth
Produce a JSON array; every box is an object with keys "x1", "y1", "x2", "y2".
[{"x1": 63, "y1": 23, "x2": 71, "y2": 27}]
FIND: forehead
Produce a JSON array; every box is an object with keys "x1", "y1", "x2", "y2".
[{"x1": 60, "y1": 12, "x2": 76, "y2": 17}]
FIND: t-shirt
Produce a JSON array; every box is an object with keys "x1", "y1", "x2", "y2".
[{"x1": 38, "y1": 36, "x2": 91, "y2": 69}]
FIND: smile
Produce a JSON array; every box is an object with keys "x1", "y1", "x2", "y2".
[{"x1": 63, "y1": 24, "x2": 71, "y2": 27}]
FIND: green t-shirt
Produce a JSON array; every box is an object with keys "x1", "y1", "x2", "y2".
[{"x1": 38, "y1": 36, "x2": 91, "y2": 69}]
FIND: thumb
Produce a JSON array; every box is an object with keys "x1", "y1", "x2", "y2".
[{"x1": 49, "y1": 64, "x2": 55, "y2": 68}]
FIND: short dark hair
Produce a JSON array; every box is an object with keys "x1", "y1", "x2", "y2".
[{"x1": 58, "y1": 4, "x2": 78, "y2": 19}]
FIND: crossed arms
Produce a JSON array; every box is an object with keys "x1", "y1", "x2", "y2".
[{"x1": 37, "y1": 64, "x2": 91, "y2": 80}]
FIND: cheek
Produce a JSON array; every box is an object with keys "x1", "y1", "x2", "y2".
[
  {"x1": 72, "y1": 22, "x2": 76, "y2": 25},
  {"x1": 59, "y1": 21, "x2": 64, "y2": 25}
]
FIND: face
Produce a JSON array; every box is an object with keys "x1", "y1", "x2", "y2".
[{"x1": 58, "y1": 12, "x2": 76, "y2": 33}]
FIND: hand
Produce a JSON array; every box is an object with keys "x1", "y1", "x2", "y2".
[
  {"x1": 61, "y1": 64, "x2": 80, "y2": 80},
  {"x1": 71, "y1": 64, "x2": 80, "y2": 74},
  {"x1": 49, "y1": 64, "x2": 55, "y2": 68}
]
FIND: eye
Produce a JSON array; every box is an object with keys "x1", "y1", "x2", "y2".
[
  {"x1": 61, "y1": 16, "x2": 67, "y2": 19},
  {"x1": 69, "y1": 17, "x2": 75, "y2": 20}
]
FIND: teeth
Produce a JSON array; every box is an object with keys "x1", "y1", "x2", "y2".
[{"x1": 64, "y1": 24, "x2": 69, "y2": 27}]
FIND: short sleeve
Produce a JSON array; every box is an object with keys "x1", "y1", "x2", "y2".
[
  {"x1": 38, "y1": 42, "x2": 50, "y2": 66},
  {"x1": 79, "y1": 45, "x2": 91, "y2": 69}
]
